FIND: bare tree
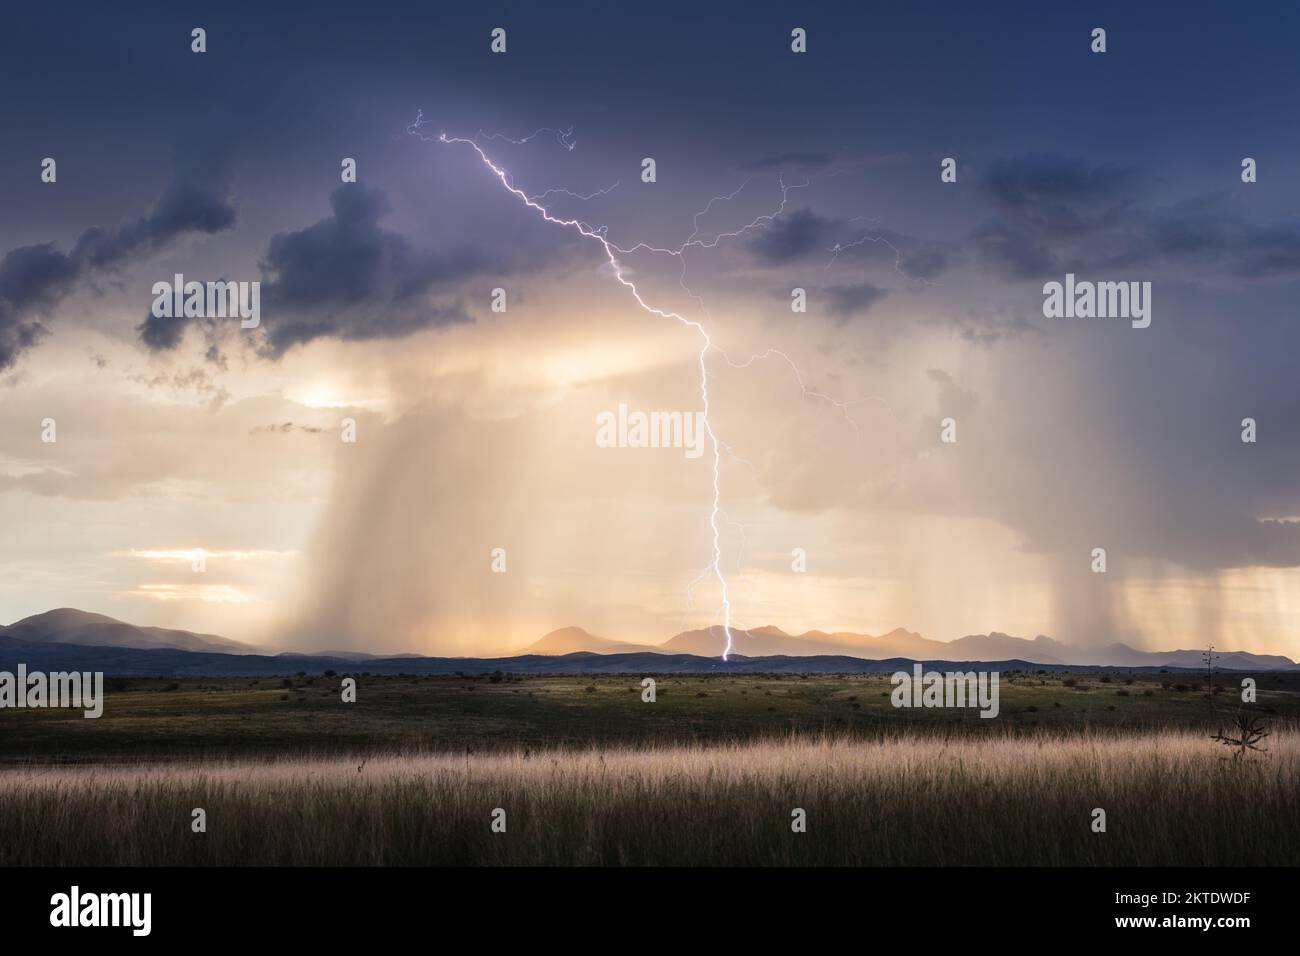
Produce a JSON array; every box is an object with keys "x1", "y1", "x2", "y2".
[
  {"x1": 1211, "y1": 712, "x2": 1271, "y2": 761},
  {"x1": 1205, "y1": 643, "x2": 1270, "y2": 761}
]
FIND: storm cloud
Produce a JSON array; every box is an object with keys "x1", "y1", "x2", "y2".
[
  {"x1": 971, "y1": 155, "x2": 1300, "y2": 281},
  {"x1": 0, "y1": 160, "x2": 236, "y2": 370},
  {"x1": 254, "y1": 185, "x2": 522, "y2": 357}
]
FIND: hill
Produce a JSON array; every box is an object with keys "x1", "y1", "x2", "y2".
[{"x1": 0, "y1": 608, "x2": 253, "y2": 654}]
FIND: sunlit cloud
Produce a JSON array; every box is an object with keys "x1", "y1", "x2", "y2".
[
  {"x1": 117, "y1": 549, "x2": 294, "y2": 564},
  {"x1": 130, "y1": 584, "x2": 253, "y2": 603}
]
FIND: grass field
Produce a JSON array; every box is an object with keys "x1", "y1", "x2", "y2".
[
  {"x1": 2, "y1": 670, "x2": 1296, "y2": 762},
  {"x1": 1, "y1": 729, "x2": 1296, "y2": 865},
  {"x1": 1, "y1": 671, "x2": 1295, "y2": 865}
]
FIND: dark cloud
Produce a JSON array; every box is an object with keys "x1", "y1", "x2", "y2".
[
  {"x1": 823, "y1": 282, "x2": 888, "y2": 322},
  {"x1": 1148, "y1": 212, "x2": 1300, "y2": 279},
  {"x1": 0, "y1": 161, "x2": 236, "y2": 370},
  {"x1": 969, "y1": 220, "x2": 1058, "y2": 279},
  {"x1": 746, "y1": 208, "x2": 950, "y2": 283},
  {"x1": 254, "y1": 185, "x2": 514, "y2": 356},
  {"x1": 972, "y1": 155, "x2": 1300, "y2": 281},
  {"x1": 982, "y1": 155, "x2": 1136, "y2": 237},
  {"x1": 898, "y1": 248, "x2": 948, "y2": 281},
  {"x1": 137, "y1": 308, "x2": 192, "y2": 352},
  {"x1": 746, "y1": 208, "x2": 836, "y2": 265},
  {"x1": 0, "y1": 310, "x2": 50, "y2": 371},
  {"x1": 137, "y1": 293, "x2": 229, "y2": 356},
  {"x1": 72, "y1": 166, "x2": 237, "y2": 270}
]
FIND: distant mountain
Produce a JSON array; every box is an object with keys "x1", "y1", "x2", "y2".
[
  {"x1": 520, "y1": 626, "x2": 665, "y2": 656},
  {"x1": 0, "y1": 608, "x2": 252, "y2": 654},
  {"x1": 658, "y1": 624, "x2": 1064, "y2": 662},
  {"x1": 2, "y1": 632, "x2": 1270, "y2": 678},
  {"x1": 949, "y1": 632, "x2": 1069, "y2": 665},
  {"x1": 1088, "y1": 642, "x2": 1299, "y2": 671},
  {"x1": 520, "y1": 622, "x2": 1295, "y2": 671},
  {"x1": 662, "y1": 625, "x2": 1002, "y2": 660},
  {"x1": 1, "y1": 608, "x2": 1294, "y2": 672}
]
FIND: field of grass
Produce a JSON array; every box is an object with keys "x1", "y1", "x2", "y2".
[
  {"x1": 2, "y1": 671, "x2": 1295, "y2": 865},
  {"x1": 2, "y1": 670, "x2": 1297, "y2": 762},
  {"x1": 1, "y1": 729, "x2": 1296, "y2": 866}
]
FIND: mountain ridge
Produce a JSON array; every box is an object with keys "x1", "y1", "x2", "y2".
[
  {"x1": 5, "y1": 632, "x2": 1293, "y2": 678},
  {"x1": 3, "y1": 608, "x2": 1293, "y2": 671},
  {"x1": 522, "y1": 623, "x2": 1295, "y2": 670},
  {"x1": 0, "y1": 608, "x2": 254, "y2": 655}
]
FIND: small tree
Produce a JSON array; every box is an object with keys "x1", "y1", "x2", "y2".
[{"x1": 1211, "y1": 712, "x2": 1270, "y2": 761}]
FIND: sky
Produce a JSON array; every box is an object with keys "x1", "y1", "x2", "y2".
[{"x1": 1, "y1": 1, "x2": 1299, "y2": 657}]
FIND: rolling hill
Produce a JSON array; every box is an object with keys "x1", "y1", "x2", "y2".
[{"x1": 0, "y1": 608, "x2": 254, "y2": 654}]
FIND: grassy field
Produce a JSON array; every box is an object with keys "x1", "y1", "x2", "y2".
[
  {"x1": 1, "y1": 669, "x2": 1296, "y2": 762},
  {"x1": 1, "y1": 730, "x2": 1296, "y2": 865},
  {"x1": 2, "y1": 670, "x2": 1295, "y2": 865}
]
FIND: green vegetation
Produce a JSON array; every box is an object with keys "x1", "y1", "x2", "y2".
[{"x1": 1, "y1": 670, "x2": 1296, "y2": 762}]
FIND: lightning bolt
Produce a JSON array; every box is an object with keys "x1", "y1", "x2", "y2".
[
  {"x1": 409, "y1": 111, "x2": 895, "y2": 660},
  {"x1": 476, "y1": 126, "x2": 578, "y2": 151},
  {"x1": 527, "y1": 180, "x2": 620, "y2": 204}
]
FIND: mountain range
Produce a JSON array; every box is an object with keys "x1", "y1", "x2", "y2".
[
  {"x1": 521, "y1": 624, "x2": 1297, "y2": 671},
  {"x1": 0, "y1": 608, "x2": 1295, "y2": 672}
]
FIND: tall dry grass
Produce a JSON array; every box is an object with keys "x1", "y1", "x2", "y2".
[{"x1": 1, "y1": 728, "x2": 1296, "y2": 865}]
